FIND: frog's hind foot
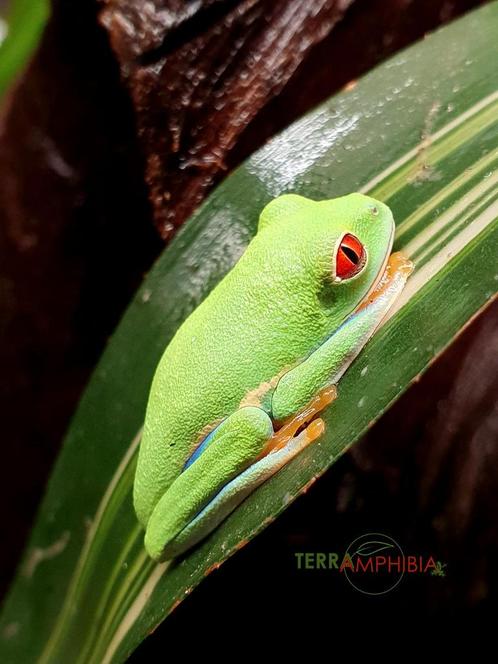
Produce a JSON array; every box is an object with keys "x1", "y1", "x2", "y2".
[{"x1": 259, "y1": 384, "x2": 337, "y2": 458}]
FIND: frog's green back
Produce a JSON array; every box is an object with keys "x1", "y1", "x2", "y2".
[{"x1": 134, "y1": 193, "x2": 393, "y2": 527}]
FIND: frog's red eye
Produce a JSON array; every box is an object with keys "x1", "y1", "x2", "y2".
[{"x1": 335, "y1": 233, "x2": 366, "y2": 280}]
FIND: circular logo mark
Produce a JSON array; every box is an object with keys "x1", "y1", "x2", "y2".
[{"x1": 343, "y1": 532, "x2": 404, "y2": 595}]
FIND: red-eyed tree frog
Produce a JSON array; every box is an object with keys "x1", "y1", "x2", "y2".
[{"x1": 134, "y1": 193, "x2": 413, "y2": 560}]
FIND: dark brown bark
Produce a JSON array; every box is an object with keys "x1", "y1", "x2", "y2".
[{"x1": 100, "y1": 0, "x2": 488, "y2": 239}]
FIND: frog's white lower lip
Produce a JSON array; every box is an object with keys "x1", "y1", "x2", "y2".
[
  {"x1": 356, "y1": 248, "x2": 414, "y2": 316},
  {"x1": 356, "y1": 226, "x2": 394, "y2": 312}
]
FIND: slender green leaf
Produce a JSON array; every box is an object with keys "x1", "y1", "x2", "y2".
[
  {"x1": 0, "y1": 0, "x2": 49, "y2": 98},
  {"x1": 1, "y1": 3, "x2": 498, "y2": 663}
]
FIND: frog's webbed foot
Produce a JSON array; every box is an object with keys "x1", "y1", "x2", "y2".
[
  {"x1": 159, "y1": 387, "x2": 336, "y2": 560},
  {"x1": 260, "y1": 384, "x2": 336, "y2": 457}
]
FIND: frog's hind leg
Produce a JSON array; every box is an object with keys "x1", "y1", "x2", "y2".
[
  {"x1": 162, "y1": 387, "x2": 336, "y2": 559},
  {"x1": 144, "y1": 406, "x2": 273, "y2": 560}
]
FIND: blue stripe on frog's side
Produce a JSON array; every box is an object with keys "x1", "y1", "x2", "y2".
[{"x1": 183, "y1": 420, "x2": 226, "y2": 470}]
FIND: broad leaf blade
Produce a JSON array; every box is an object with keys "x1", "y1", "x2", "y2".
[{"x1": 1, "y1": 4, "x2": 498, "y2": 663}]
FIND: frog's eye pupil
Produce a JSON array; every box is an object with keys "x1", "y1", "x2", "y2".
[
  {"x1": 342, "y1": 244, "x2": 359, "y2": 263},
  {"x1": 336, "y1": 233, "x2": 366, "y2": 279}
]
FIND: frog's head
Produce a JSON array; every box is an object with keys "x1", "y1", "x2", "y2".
[{"x1": 257, "y1": 192, "x2": 395, "y2": 321}]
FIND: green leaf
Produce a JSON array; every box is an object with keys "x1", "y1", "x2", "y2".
[
  {"x1": 0, "y1": 0, "x2": 49, "y2": 98},
  {"x1": 2, "y1": 3, "x2": 498, "y2": 662}
]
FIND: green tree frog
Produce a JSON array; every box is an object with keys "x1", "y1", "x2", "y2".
[{"x1": 134, "y1": 193, "x2": 412, "y2": 560}]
